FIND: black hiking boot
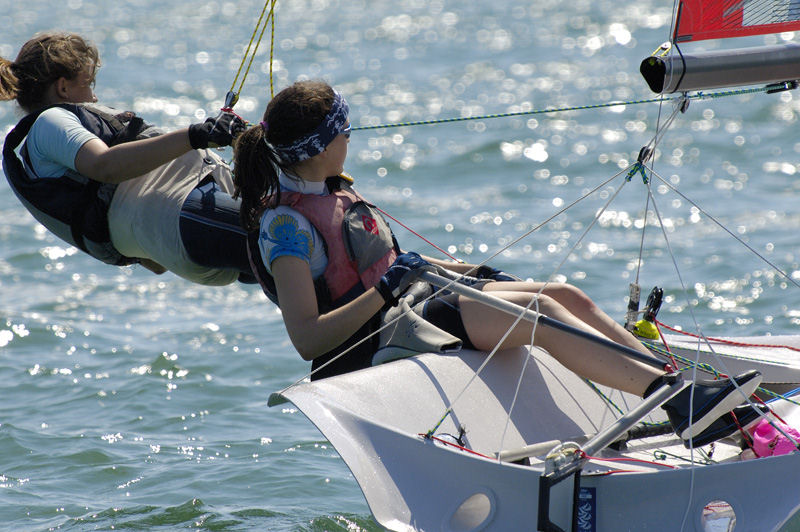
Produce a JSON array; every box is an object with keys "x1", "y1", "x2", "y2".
[
  {"x1": 647, "y1": 370, "x2": 762, "y2": 444},
  {"x1": 684, "y1": 402, "x2": 769, "y2": 448}
]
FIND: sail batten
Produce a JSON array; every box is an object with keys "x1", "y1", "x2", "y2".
[{"x1": 675, "y1": 0, "x2": 800, "y2": 42}]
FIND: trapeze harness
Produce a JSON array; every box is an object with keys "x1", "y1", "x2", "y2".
[
  {"x1": 247, "y1": 175, "x2": 400, "y2": 379},
  {"x1": 2, "y1": 103, "x2": 161, "y2": 266}
]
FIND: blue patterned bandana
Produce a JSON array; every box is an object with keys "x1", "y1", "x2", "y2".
[{"x1": 273, "y1": 90, "x2": 350, "y2": 164}]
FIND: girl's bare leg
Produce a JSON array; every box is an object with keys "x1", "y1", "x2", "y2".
[
  {"x1": 484, "y1": 281, "x2": 653, "y2": 357},
  {"x1": 458, "y1": 290, "x2": 661, "y2": 396}
]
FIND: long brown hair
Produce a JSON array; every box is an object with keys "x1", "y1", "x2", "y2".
[
  {"x1": 0, "y1": 32, "x2": 99, "y2": 113},
  {"x1": 233, "y1": 80, "x2": 335, "y2": 232}
]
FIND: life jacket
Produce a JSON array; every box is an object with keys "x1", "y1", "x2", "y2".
[
  {"x1": 247, "y1": 175, "x2": 400, "y2": 380},
  {"x1": 247, "y1": 174, "x2": 399, "y2": 312},
  {"x1": 2, "y1": 103, "x2": 161, "y2": 265}
]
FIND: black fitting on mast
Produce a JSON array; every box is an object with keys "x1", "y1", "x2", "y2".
[
  {"x1": 636, "y1": 145, "x2": 653, "y2": 165},
  {"x1": 766, "y1": 80, "x2": 798, "y2": 94}
]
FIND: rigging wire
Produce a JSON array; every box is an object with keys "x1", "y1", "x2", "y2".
[
  {"x1": 650, "y1": 167, "x2": 800, "y2": 292},
  {"x1": 490, "y1": 164, "x2": 659, "y2": 456},
  {"x1": 643, "y1": 164, "x2": 725, "y2": 532},
  {"x1": 623, "y1": 90, "x2": 685, "y2": 328},
  {"x1": 424, "y1": 166, "x2": 642, "y2": 438},
  {"x1": 496, "y1": 304, "x2": 539, "y2": 460},
  {"x1": 424, "y1": 299, "x2": 531, "y2": 439},
  {"x1": 638, "y1": 86, "x2": 696, "y2": 532}
]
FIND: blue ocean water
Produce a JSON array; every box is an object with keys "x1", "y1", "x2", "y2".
[{"x1": 1, "y1": 0, "x2": 799, "y2": 530}]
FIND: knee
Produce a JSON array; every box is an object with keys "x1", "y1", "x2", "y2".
[
  {"x1": 547, "y1": 283, "x2": 597, "y2": 313},
  {"x1": 507, "y1": 292, "x2": 560, "y2": 314}
]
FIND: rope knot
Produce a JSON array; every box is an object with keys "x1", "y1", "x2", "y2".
[{"x1": 626, "y1": 161, "x2": 649, "y2": 184}]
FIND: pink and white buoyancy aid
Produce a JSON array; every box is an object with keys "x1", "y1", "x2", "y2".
[{"x1": 248, "y1": 175, "x2": 399, "y2": 310}]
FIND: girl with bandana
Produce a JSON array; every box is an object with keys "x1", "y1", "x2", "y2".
[{"x1": 233, "y1": 80, "x2": 763, "y2": 448}]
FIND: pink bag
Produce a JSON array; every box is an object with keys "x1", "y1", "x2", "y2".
[{"x1": 751, "y1": 419, "x2": 800, "y2": 457}]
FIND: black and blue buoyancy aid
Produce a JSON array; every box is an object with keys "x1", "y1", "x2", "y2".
[{"x1": 2, "y1": 103, "x2": 161, "y2": 265}]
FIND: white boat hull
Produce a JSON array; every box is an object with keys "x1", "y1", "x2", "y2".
[
  {"x1": 659, "y1": 333, "x2": 800, "y2": 386},
  {"x1": 271, "y1": 347, "x2": 800, "y2": 531}
]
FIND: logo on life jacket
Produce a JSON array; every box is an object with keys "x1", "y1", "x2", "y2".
[{"x1": 362, "y1": 214, "x2": 379, "y2": 235}]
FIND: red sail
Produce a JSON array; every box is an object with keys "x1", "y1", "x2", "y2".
[{"x1": 674, "y1": 0, "x2": 800, "y2": 42}]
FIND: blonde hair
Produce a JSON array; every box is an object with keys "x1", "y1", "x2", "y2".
[{"x1": 0, "y1": 32, "x2": 99, "y2": 113}]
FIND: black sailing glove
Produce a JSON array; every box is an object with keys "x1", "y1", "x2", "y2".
[
  {"x1": 376, "y1": 252, "x2": 435, "y2": 305},
  {"x1": 188, "y1": 110, "x2": 247, "y2": 149},
  {"x1": 475, "y1": 264, "x2": 522, "y2": 282}
]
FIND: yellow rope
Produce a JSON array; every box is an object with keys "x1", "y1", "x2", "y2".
[
  {"x1": 227, "y1": 0, "x2": 278, "y2": 107},
  {"x1": 269, "y1": 0, "x2": 276, "y2": 98},
  {"x1": 229, "y1": 1, "x2": 270, "y2": 94},
  {"x1": 654, "y1": 42, "x2": 671, "y2": 57}
]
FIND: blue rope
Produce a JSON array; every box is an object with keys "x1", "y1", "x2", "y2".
[{"x1": 626, "y1": 162, "x2": 649, "y2": 184}]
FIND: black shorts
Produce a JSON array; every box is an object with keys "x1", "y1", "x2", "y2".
[
  {"x1": 179, "y1": 177, "x2": 256, "y2": 283},
  {"x1": 311, "y1": 315, "x2": 380, "y2": 381},
  {"x1": 421, "y1": 292, "x2": 476, "y2": 350},
  {"x1": 311, "y1": 285, "x2": 478, "y2": 381}
]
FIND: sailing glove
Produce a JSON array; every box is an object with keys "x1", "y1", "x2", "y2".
[
  {"x1": 377, "y1": 252, "x2": 434, "y2": 304},
  {"x1": 188, "y1": 110, "x2": 247, "y2": 149},
  {"x1": 475, "y1": 264, "x2": 522, "y2": 282}
]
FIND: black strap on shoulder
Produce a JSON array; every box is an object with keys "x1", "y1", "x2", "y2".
[
  {"x1": 4, "y1": 110, "x2": 96, "y2": 255},
  {"x1": 325, "y1": 175, "x2": 347, "y2": 191},
  {"x1": 78, "y1": 104, "x2": 149, "y2": 145},
  {"x1": 3, "y1": 111, "x2": 41, "y2": 154},
  {"x1": 3, "y1": 106, "x2": 108, "y2": 256}
]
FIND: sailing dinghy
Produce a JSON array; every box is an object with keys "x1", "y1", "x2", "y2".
[
  {"x1": 269, "y1": 275, "x2": 800, "y2": 531},
  {"x1": 269, "y1": 1, "x2": 800, "y2": 530},
  {"x1": 270, "y1": 351, "x2": 800, "y2": 531}
]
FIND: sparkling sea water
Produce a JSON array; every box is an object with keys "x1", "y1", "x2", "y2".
[{"x1": 2, "y1": 0, "x2": 799, "y2": 530}]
